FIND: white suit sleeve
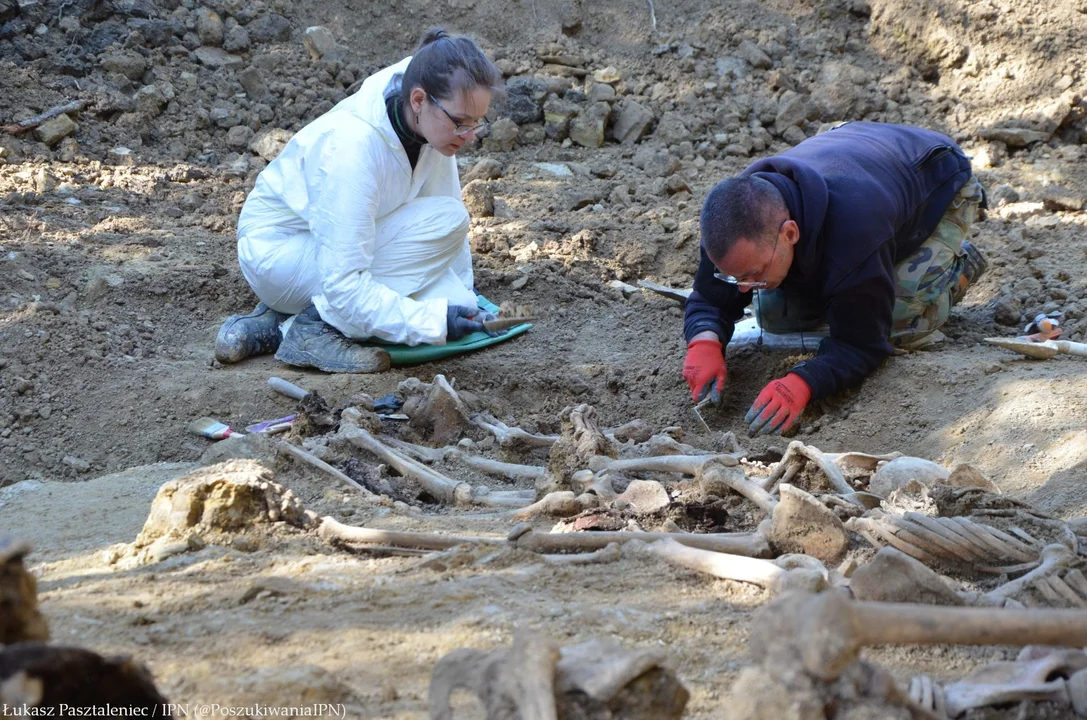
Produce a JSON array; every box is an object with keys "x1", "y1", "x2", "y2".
[
  {"x1": 307, "y1": 132, "x2": 448, "y2": 345},
  {"x1": 421, "y1": 155, "x2": 475, "y2": 295}
]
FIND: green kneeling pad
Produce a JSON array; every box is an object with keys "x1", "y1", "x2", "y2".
[{"x1": 360, "y1": 296, "x2": 532, "y2": 367}]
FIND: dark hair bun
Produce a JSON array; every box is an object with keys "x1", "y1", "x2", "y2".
[{"x1": 419, "y1": 27, "x2": 450, "y2": 46}]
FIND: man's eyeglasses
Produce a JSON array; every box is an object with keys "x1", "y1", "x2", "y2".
[
  {"x1": 712, "y1": 220, "x2": 785, "y2": 289},
  {"x1": 428, "y1": 94, "x2": 489, "y2": 137}
]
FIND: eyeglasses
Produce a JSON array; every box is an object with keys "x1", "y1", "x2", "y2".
[
  {"x1": 713, "y1": 220, "x2": 786, "y2": 289},
  {"x1": 428, "y1": 94, "x2": 490, "y2": 137}
]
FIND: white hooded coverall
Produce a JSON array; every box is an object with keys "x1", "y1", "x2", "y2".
[{"x1": 236, "y1": 57, "x2": 477, "y2": 346}]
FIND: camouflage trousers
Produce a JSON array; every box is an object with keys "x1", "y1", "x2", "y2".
[{"x1": 755, "y1": 175, "x2": 986, "y2": 346}]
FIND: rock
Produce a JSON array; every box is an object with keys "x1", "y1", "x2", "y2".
[
  {"x1": 587, "y1": 82, "x2": 616, "y2": 103},
  {"x1": 108, "y1": 146, "x2": 134, "y2": 166},
  {"x1": 223, "y1": 24, "x2": 250, "y2": 53},
  {"x1": 946, "y1": 464, "x2": 1000, "y2": 493},
  {"x1": 592, "y1": 66, "x2": 622, "y2": 84},
  {"x1": 0, "y1": 539, "x2": 50, "y2": 644},
  {"x1": 995, "y1": 201, "x2": 1046, "y2": 220},
  {"x1": 813, "y1": 62, "x2": 870, "y2": 120},
  {"x1": 977, "y1": 127, "x2": 1050, "y2": 147},
  {"x1": 226, "y1": 125, "x2": 254, "y2": 150},
  {"x1": 781, "y1": 126, "x2": 807, "y2": 145},
  {"x1": 737, "y1": 40, "x2": 772, "y2": 69},
  {"x1": 664, "y1": 174, "x2": 690, "y2": 195},
  {"x1": 238, "y1": 66, "x2": 268, "y2": 100},
  {"x1": 246, "y1": 13, "x2": 291, "y2": 43},
  {"x1": 464, "y1": 158, "x2": 504, "y2": 182},
  {"x1": 852, "y1": 546, "x2": 963, "y2": 605},
  {"x1": 248, "y1": 128, "x2": 294, "y2": 161},
  {"x1": 61, "y1": 455, "x2": 90, "y2": 473},
  {"x1": 209, "y1": 104, "x2": 243, "y2": 128},
  {"x1": 542, "y1": 95, "x2": 576, "y2": 140},
  {"x1": 616, "y1": 479, "x2": 670, "y2": 514},
  {"x1": 654, "y1": 111, "x2": 691, "y2": 145},
  {"x1": 35, "y1": 114, "x2": 77, "y2": 146},
  {"x1": 610, "y1": 99, "x2": 654, "y2": 145},
  {"x1": 504, "y1": 76, "x2": 548, "y2": 125},
  {"x1": 302, "y1": 26, "x2": 345, "y2": 61},
  {"x1": 989, "y1": 183, "x2": 1019, "y2": 207},
  {"x1": 134, "y1": 85, "x2": 166, "y2": 117},
  {"x1": 100, "y1": 50, "x2": 148, "y2": 80},
  {"x1": 774, "y1": 91, "x2": 809, "y2": 134},
  {"x1": 57, "y1": 137, "x2": 79, "y2": 162},
  {"x1": 568, "y1": 102, "x2": 611, "y2": 149},
  {"x1": 194, "y1": 46, "x2": 245, "y2": 69},
  {"x1": 1042, "y1": 185, "x2": 1086, "y2": 212},
  {"x1": 869, "y1": 457, "x2": 950, "y2": 497},
  {"x1": 992, "y1": 296, "x2": 1021, "y2": 326},
  {"x1": 767, "y1": 483, "x2": 849, "y2": 563},
  {"x1": 196, "y1": 9, "x2": 224, "y2": 47},
  {"x1": 461, "y1": 180, "x2": 494, "y2": 217},
  {"x1": 566, "y1": 189, "x2": 604, "y2": 211},
  {"x1": 483, "y1": 117, "x2": 519, "y2": 152},
  {"x1": 715, "y1": 56, "x2": 748, "y2": 80},
  {"x1": 632, "y1": 145, "x2": 680, "y2": 178}
]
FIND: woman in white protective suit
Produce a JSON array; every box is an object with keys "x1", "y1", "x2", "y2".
[{"x1": 214, "y1": 28, "x2": 503, "y2": 373}]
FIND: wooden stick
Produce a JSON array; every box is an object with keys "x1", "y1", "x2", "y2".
[
  {"x1": 3, "y1": 100, "x2": 86, "y2": 134},
  {"x1": 278, "y1": 441, "x2": 379, "y2": 500},
  {"x1": 341, "y1": 427, "x2": 473, "y2": 506}
]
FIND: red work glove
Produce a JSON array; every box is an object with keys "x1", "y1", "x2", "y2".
[
  {"x1": 745, "y1": 373, "x2": 812, "y2": 436},
  {"x1": 682, "y1": 339, "x2": 727, "y2": 403}
]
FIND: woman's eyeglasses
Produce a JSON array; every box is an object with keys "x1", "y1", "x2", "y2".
[{"x1": 429, "y1": 94, "x2": 490, "y2": 137}]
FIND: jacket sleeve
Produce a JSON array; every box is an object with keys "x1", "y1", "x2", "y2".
[
  {"x1": 789, "y1": 246, "x2": 896, "y2": 400},
  {"x1": 683, "y1": 245, "x2": 751, "y2": 344},
  {"x1": 307, "y1": 131, "x2": 449, "y2": 345}
]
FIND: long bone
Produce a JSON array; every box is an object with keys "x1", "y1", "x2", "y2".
[
  {"x1": 981, "y1": 544, "x2": 1077, "y2": 603},
  {"x1": 471, "y1": 414, "x2": 558, "y2": 450},
  {"x1": 641, "y1": 538, "x2": 827, "y2": 594},
  {"x1": 752, "y1": 590, "x2": 1087, "y2": 683},
  {"x1": 761, "y1": 441, "x2": 859, "y2": 499},
  {"x1": 940, "y1": 649, "x2": 1087, "y2": 717},
  {"x1": 317, "y1": 519, "x2": 772, "y2": 557},
  {"x1": 383, "y1": 437, "x2": 547, "y2": 483}
]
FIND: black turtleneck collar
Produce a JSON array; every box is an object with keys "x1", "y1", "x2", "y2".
[{"x1": 385, "y1": 94, "x2": 427, "y2": 170}]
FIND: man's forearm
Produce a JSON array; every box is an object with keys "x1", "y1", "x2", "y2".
[{"x1": 691, "y1": 330, "x2": 720, "y2": 343}]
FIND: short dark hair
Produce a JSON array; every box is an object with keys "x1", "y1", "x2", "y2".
[
  {"x1": 400, "y1": 28, "x2": 503, "y2": 103},
  {"x1": 700, "y1": 176, "x2": 788, "y2": 259}
]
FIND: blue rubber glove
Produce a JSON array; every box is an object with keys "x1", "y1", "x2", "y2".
[{"x1": 446, "y1": 305, "x2": 485, "y2": 341}]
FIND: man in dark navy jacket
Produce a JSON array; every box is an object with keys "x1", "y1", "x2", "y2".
[{"x1": 682, "y1": 122, "x2": 989, "y2": 436}]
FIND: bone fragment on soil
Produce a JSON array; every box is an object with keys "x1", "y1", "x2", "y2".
[
  {"x1": 982, "y1": 544, "x2": 1077, "y2": 603},
  {"x1": 340, "y1": 426, "x2": 473, "y2": 506},
  {"x1": 278, "y1": 440, "x2": 380, "y2": 500},
  {"x1": 428, "y1": 631, "x2": 688, "y2": 720},
  {"x1": 0, "y1": 539, "x2": 49, "y2": 644},
  {"x1": 542, "y1": 543, "x2": 621, "y2": 566},
  {"x1": 752, "y1": 590, "x2": 1087, "y2": 683},
  {"x1": 605, "y1": 419, "x2": 653, "y2": 444},
  {"x1": 317, "y1": 517, "x2": 502, "y2": 551},
  {"x1": 539, "y1": 404, "x2": 616, "y2": 497},
  {"x1": 938, "y1": 648, "x2": 1087, "y2": 717},
  {"x1": 601, "y1": 454, "x2": 736, "y2": 476},
  {"x1": 641, "y1": 538, "x2": 827, "y2": 594},
  {"x1": 515, "y1": 529, "x2": 772, "y2": 558},
  {"x1": 767, "y1": 484, "x2": 850, "y2": 563},
  {"x1": 472, "y1": 413, "x2": 558, "y2": 450},
  {"x1": 508, "y1": 491, "x2": 599, "y2": 521},
  {"x1": 404, "y1": 374, "x2": 475, "y2": 446},
  {"x1": 851, "y1": 546, "x2": 964, "y2": 606},
  {"x1": 698, "y1": 458, "x2": 777, "y2": 513},
  {"x1": 762, "y1": 441, "x2": 858, "y2": 500},
  {"x1": 384, "y1": 437, "x2": 547, "y2": 483}
]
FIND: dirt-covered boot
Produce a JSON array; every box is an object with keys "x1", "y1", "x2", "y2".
[
  {"x1": 214, "y1": 302, "x2": 290, "y2": 364},
  {"x1": 274, "y1": 305, "x2": 391, "y2": 373}
]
